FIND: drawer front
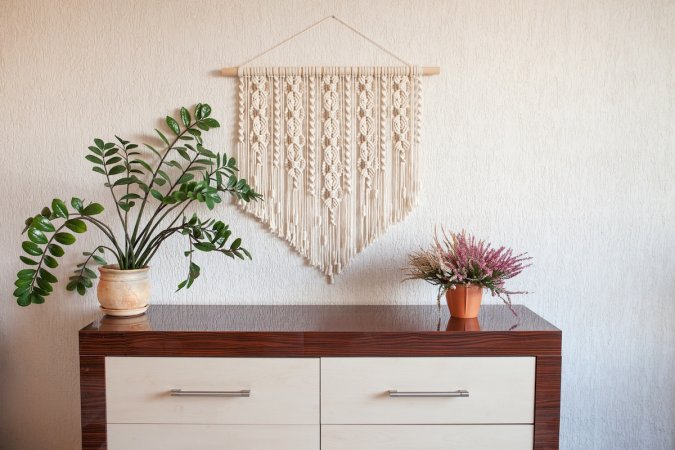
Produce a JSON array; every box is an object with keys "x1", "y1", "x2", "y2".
[
  {"x1": 108, "y1": 424, "x2": 319, "y2": 450},
  {"x1": 321, "y1": 357, "x2": 535, "y2": 424},
  {"x1": 106, "y1": 357, "x2": 319, "y2": 424},
  {"x1": 321, "y1": 425, "x2": 533, "y2": 450}
]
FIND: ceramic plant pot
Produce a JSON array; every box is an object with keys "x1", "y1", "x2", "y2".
[
  {"x1": 445, "y1": 284, "x2": 483, "y2": 318},
  {"x1": 97, "y1": 265, "x2": 150, "y2": 316}
]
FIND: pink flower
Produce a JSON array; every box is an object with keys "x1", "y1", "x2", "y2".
[{"x1": 405, "y1": 229, "x2": 532, "y2": 310}]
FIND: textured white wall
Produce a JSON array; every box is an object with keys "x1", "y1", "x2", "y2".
[{"x1": 0, "y1": 0, "x2": 673, "y2": 449}]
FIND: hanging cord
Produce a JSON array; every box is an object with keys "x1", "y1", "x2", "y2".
[{"x1": 237, "y1": 15, "x2": 411, "y2": 68}]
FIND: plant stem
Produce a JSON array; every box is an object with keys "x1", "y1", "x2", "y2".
[
  {"x1": 134, "y1": 153, "x2": 201, "y2": 253},
  {"x1": 129, "y1": 122, "x2": 196, "y2": 246},
  {"x1": 75, "y1": 245, "x2": 113, "y2": 279},
  {"x1": 135, "y1": 224, "x2": 187, "y2": 267},
  {"x1": 102, "y1": 149, "x2": 131, "y2": 268},
  {"x1": 76, "y1": 215, "x2": 124, "y2": 261}
]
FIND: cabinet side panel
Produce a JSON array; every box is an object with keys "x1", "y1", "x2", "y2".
[
  {"x1": 80, "y1": 354, "x2": 106, "y2": 450},
  {"x1": 534, "y1": 355, "x2": 561, "y2": 450}
]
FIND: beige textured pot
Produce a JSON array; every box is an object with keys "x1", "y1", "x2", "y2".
[
  {"x1": 445, "y1": 284, "x2": 483, "y2": 318},
  {"x1": 97, "y1": 265, "x2": 150, "y2": 316}
]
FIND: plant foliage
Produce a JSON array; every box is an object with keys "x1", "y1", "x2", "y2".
[
  {"x1": 14, "y1": 103, "x2": 261, "y2": 306},
  {"x1": 404, "y1": 229, "x2": 532, "y2": 310}
]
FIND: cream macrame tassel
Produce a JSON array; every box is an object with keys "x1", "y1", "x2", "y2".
[{"x1": 237, "y1": 66, "x2": 423, "y2": 282}]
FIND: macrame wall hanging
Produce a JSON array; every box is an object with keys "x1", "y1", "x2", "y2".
[{"x1": 221, "y1": 16, "x2": 439, "y2": 282}]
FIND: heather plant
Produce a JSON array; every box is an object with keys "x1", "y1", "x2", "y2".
[
  {"x1": 405, "y1": 229, "x2": 532, "y2": 308},
  {"x1": 13, "y1": 103, "x2": 261, "y2": 306}
]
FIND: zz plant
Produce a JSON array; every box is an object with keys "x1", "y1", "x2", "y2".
[{"x1": 14, "y1": 103, "x2": 261, "y2": 306}]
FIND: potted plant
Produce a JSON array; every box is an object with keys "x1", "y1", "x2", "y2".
[
  {"x1": 13, "y1": 103, "x2": 261, "y2": 315},
  {"x1": 405, "y1": 229, "x2": 532, "y2": 318}
]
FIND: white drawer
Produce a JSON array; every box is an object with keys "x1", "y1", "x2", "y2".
[
  {"x1": 106, "y1": 357, "x2": 319, "y2": 424},
  {"x1": 321, "y1": 425, "x2": 533, "y2": 450},
  {"x1": 108, "y1": 424, "x2": 319, "y2": 450},
  {"x1": 321, "y1": 357, "x2": 535, "y2": 424}
]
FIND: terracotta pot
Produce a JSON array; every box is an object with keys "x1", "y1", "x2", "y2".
[
  {"x1": 97, "y1": 265, "x2": 150, "y2": 316},
  {"x1": 445, "y1": 284, "x2": 483, "y2": 318}
]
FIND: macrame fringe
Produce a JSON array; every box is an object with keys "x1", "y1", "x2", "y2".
[{"x1": 237, "y1": 67, "x2": 423, "y2": 282}]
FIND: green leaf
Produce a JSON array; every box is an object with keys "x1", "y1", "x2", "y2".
[
  {"x1": 31, "y1": 215, "x2": 54, "y2": 233},
  {"x1": 14, "y1": 278, "x2": 31, "y2": 287},
  {"x1": 150, "y1": 189, "x2": 164, "y2": 201},
  {"x1": 107, "y1": 156, "x2": 123, "y2": 165},
  {"x1": 199, "y1": 104, "x2": 211, "y2": 119},
  {"x1": 71, "y1": 197, "x2": 84, "y2": 212},
  {"x1": 13, "y1": 286, "x2": 30, "y2": 297},
  {"x1": 17, "y1": 268, "x2": 36, "y2": 280},
  {"x1": 27, "y1": 228, "x2": 48, "y2": 244},
  {"x1": 202, "y1": 118, "x2": 220, "y2": 128},
  {"x1": 177, "y1": 173, "x2": 194, "y2": 184},
  {"x1": 22, "y1": 241, "x2": 42, "y2": 256},
  {"x1": 82, "y1": 203, "x2": 104, "y2": 216},
  {"x1": 157, "y1": 170, "x2": 171, "y2": 183},
  {"x1": 113, "y1": 177, "x2": 135, "y2": 186},
  {"x1": 155, "y1": 129, "x2": 169, "y2": 146},
  {"x1": 230, "y1": 238, "x2": 241, "y2": 251},
  {"x1": 177, "y1": 148, "x2": 190, "y2": 160},
  {"x1": 36, "y1": 277, "x2": 53, "y2": 292},
  {"x1": 85, "y1": 154, "x2": 103, "y2": 165},
  {"x1": 115, "y1": 135, "x2": 129, "y2": 145},
  {"x1": 194, "y1": 242, "x2": 215, "y2": 252},
  {"x1": 43, "y1": 255, "x2": 58, "y2": 268},
  {"x1": 131, "y1": 159, "x2": 153, "y2": 172},
  {"x1": 88, "y1": 146, "x2": 102, "y2": 155},
  {"x1": 166, "y1": 116, "x2": 180, "y2": 135},
  {"x1": 39, "y1": 268, "x2": 58, "y2": 283},
  {"x1": 118, "y1": 201, "x2": 135, "y2": 212},
  {"x1": 51, "y1": 199, "x2": 69, "y2": 219},
  {"x1": 108, "y1": 165, "x2": 126, "y2": 175},
  {"x1": 65, "y1": 219, "x2": 87, "y2": 233},
  {"x1": 92, "y1": 255, "x2": 107, "y2": 265},
  {"x1": 180, "y1": 107, "x2": 191, "y2": 127},
  {"x1": 92, "y1": 166, "x2": 106, "y2": 175},
  {"x1": 196, "y1": 145, "x2": 217, "y2": 158},
  {"x1": 20, "y1": 255, "x2": 38, "y2": 265},
  {"x1": 32, "y1": 287, "x2": 50, "y2": 296},
  {"x1": 76, "y1": 283, "x2": 86, "y2": 295},
  {"x1": 48, "y1": 244, "x2": 64, "y2": 257},
  {"x1": 94, "y1": 138, "x2": 104, "y2": 149},
  {"x1": 30, "y1": 293, "x2": 45, "y2": 304},
  {"x1": 54, "y1": 232, "x2": 76, "y2": 245},
  {"x1": 17, "y1": 293, "x2": 31, "y2": 306}
]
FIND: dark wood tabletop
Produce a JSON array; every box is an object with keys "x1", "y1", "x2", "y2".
[{"x1": 82, "y1": 304, "x2": 559, "y2": 333}]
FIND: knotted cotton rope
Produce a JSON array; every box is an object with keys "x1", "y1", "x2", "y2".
[{"x1": 236, "y1": 66, "x2": 423, "y2": 282}]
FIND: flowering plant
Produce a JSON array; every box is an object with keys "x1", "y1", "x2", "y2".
[{"x1": 405, "y1": 229, "x2": 532, "y2": 309}]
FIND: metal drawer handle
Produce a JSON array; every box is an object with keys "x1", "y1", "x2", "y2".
[
  {"x1": 388, "y1": 390, "x2": 469, "y2": 398},
  {"x1": 169, "y1": 389, "x2": 251, "y2": 397}
]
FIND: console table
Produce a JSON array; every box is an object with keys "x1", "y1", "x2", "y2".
[{"x1": 79, "y1": 305, "x2": 561, "y2": 449}]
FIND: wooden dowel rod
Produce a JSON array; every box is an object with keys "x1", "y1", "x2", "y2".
[{"x1": 220, "y1": 66, "x2": 440, "y2": 76}]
